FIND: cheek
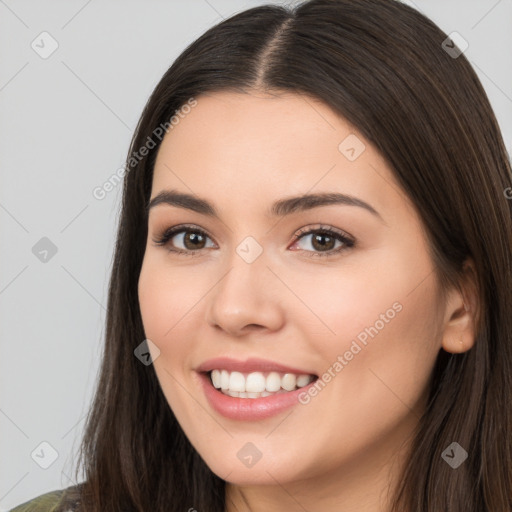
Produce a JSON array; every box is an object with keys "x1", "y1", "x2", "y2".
[
  {"x1": 138, "y1": 267, "x2": 171, "y2": 343},
  {"x1": 289, "y1": 248, "x2": 441, "y2": 404},
  {"x1": 138, "y1": 257, "x2": 203, "y2": 342},
  {"x1": 282, "y1": 262, "x2": 440, "y2": 467},
  {"x1": 138, "y1": 259, "x2": 204, "y2": 419}
]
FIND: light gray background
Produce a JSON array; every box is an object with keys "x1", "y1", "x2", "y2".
[{"x1": 1, "y1": 0, "x2": 511, "y2": 509}]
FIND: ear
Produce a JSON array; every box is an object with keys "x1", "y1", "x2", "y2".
[{"x1": 440, "y1": 258, "x2": 480, "y2": 354}]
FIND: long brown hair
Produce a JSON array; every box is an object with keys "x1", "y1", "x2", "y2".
[{"x1": 59, "y1": 0, "x2": 512, "y2": 510}]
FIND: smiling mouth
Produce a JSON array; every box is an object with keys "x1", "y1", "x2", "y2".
[{"x1": 206, "y1": 369, "x2": 318, "y2": 399}]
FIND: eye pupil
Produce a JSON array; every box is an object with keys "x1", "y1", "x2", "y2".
[
  {"x1": 312, "y1": 233, "x2": 335, "y2": 251},
  {"x1": 184, "y1": 232, "x2": 205, "y2": 250}
]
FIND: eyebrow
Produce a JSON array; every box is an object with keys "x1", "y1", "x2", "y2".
[{"x1": 147, "y1": 189, "x2": 383, "y2": 221}]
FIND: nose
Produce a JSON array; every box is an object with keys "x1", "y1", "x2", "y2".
[{"x1": 204, "y1": 249, "x2": 285, "y2": 337}]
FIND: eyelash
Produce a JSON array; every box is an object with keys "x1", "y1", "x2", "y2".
[{"x1": 152, "y1": 223, "x2": 355, "y2": 258}]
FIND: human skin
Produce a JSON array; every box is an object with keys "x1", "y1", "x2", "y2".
[{"x1": 137, "y1": 91, "x2": 477, "y2": 512}]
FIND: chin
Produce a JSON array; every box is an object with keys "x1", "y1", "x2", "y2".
[
  {"x1": 197, "y1": 443, "x2": 307, "y2": 486},
  {"x1": 211, "y1": 462, "x2": 297, "y2": 486}
]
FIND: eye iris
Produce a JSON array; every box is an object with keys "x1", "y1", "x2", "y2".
[
  {"x1": 311, "y1": 232, "x2": 335, "y2": 251},
  {"x1": 184, "y1": 232, "x2": 206, "y2": 250}
]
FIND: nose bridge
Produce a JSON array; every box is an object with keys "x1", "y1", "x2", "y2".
[
  {"x1": 205, "y1": 237, "x2": 284, "y2": 334},
  {"x1": 219, "y1": 232, "x2": 273, "y2": 292}
]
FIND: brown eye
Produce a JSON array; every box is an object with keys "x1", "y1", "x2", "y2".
[
  {"x1": 310, "y1": 232, "x2": 337, "y2": 251},
  {"x1": 182, "y1": 231, "x2": 207, "y2": 250},
  {"x1": 291, "y1": 225, "x2": 355, "y2": 258},
  {"x1": 152, "y1": 225, "x2": 215, "y2": 255}
]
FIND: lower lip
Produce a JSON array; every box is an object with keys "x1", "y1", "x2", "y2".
[{"x1": 198, "y1": 371, "x2": 317, "y2": 421}]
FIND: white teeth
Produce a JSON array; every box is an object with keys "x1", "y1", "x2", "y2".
[
  {"x1": 282, "y1": 373, "x2": 297, "y2": 391},
  {"x1": 266, "y1": 372, "x2": 281, "y2": 392},
  {"x1": 229, "y1": 371, "x2": 245, "y2": 392},
  {"x1": 220, "y1": 370, "x2": 229, "y2": 390},
  {"x1": 211, "y1": 369, "x2": 221, "y2": 388},
  {"x1": 246, "y1": 372, "x2": 266, "y2": 393},
  {"x1": 209, "y1": 369, "x2": 315, "y2": 397},
  {"x1": 296, "y1": 374, "x2": 312, "y2": 387}
]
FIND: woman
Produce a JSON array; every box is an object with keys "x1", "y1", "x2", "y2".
[{"x1": 11, "y1": 0, "x2": 512, "y2": 510}]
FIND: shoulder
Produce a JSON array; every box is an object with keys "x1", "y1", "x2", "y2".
[{"x1": 9, "y1": 485, "x2": 80, "y2": 512}]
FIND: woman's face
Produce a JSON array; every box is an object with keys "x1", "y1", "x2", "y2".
[{"x1": 138, "y1": 91, "x2": 448, "y2": 491}]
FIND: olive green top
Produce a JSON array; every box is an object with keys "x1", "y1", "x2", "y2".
[{"x1": 9, "y1": 489, "x2": 68, "y2": 512}]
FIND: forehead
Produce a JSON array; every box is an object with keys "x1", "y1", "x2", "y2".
[
  {"x1": 150, "y1": 91, "x2": 412, "y2": 221},
  {"x1": 155, "y1": 90, "x2": 348, "y2": 166}
]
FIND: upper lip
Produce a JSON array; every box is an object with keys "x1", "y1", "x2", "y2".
[{"x1": 196, "y1": 357, "x2": 317, "y2": 376}]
